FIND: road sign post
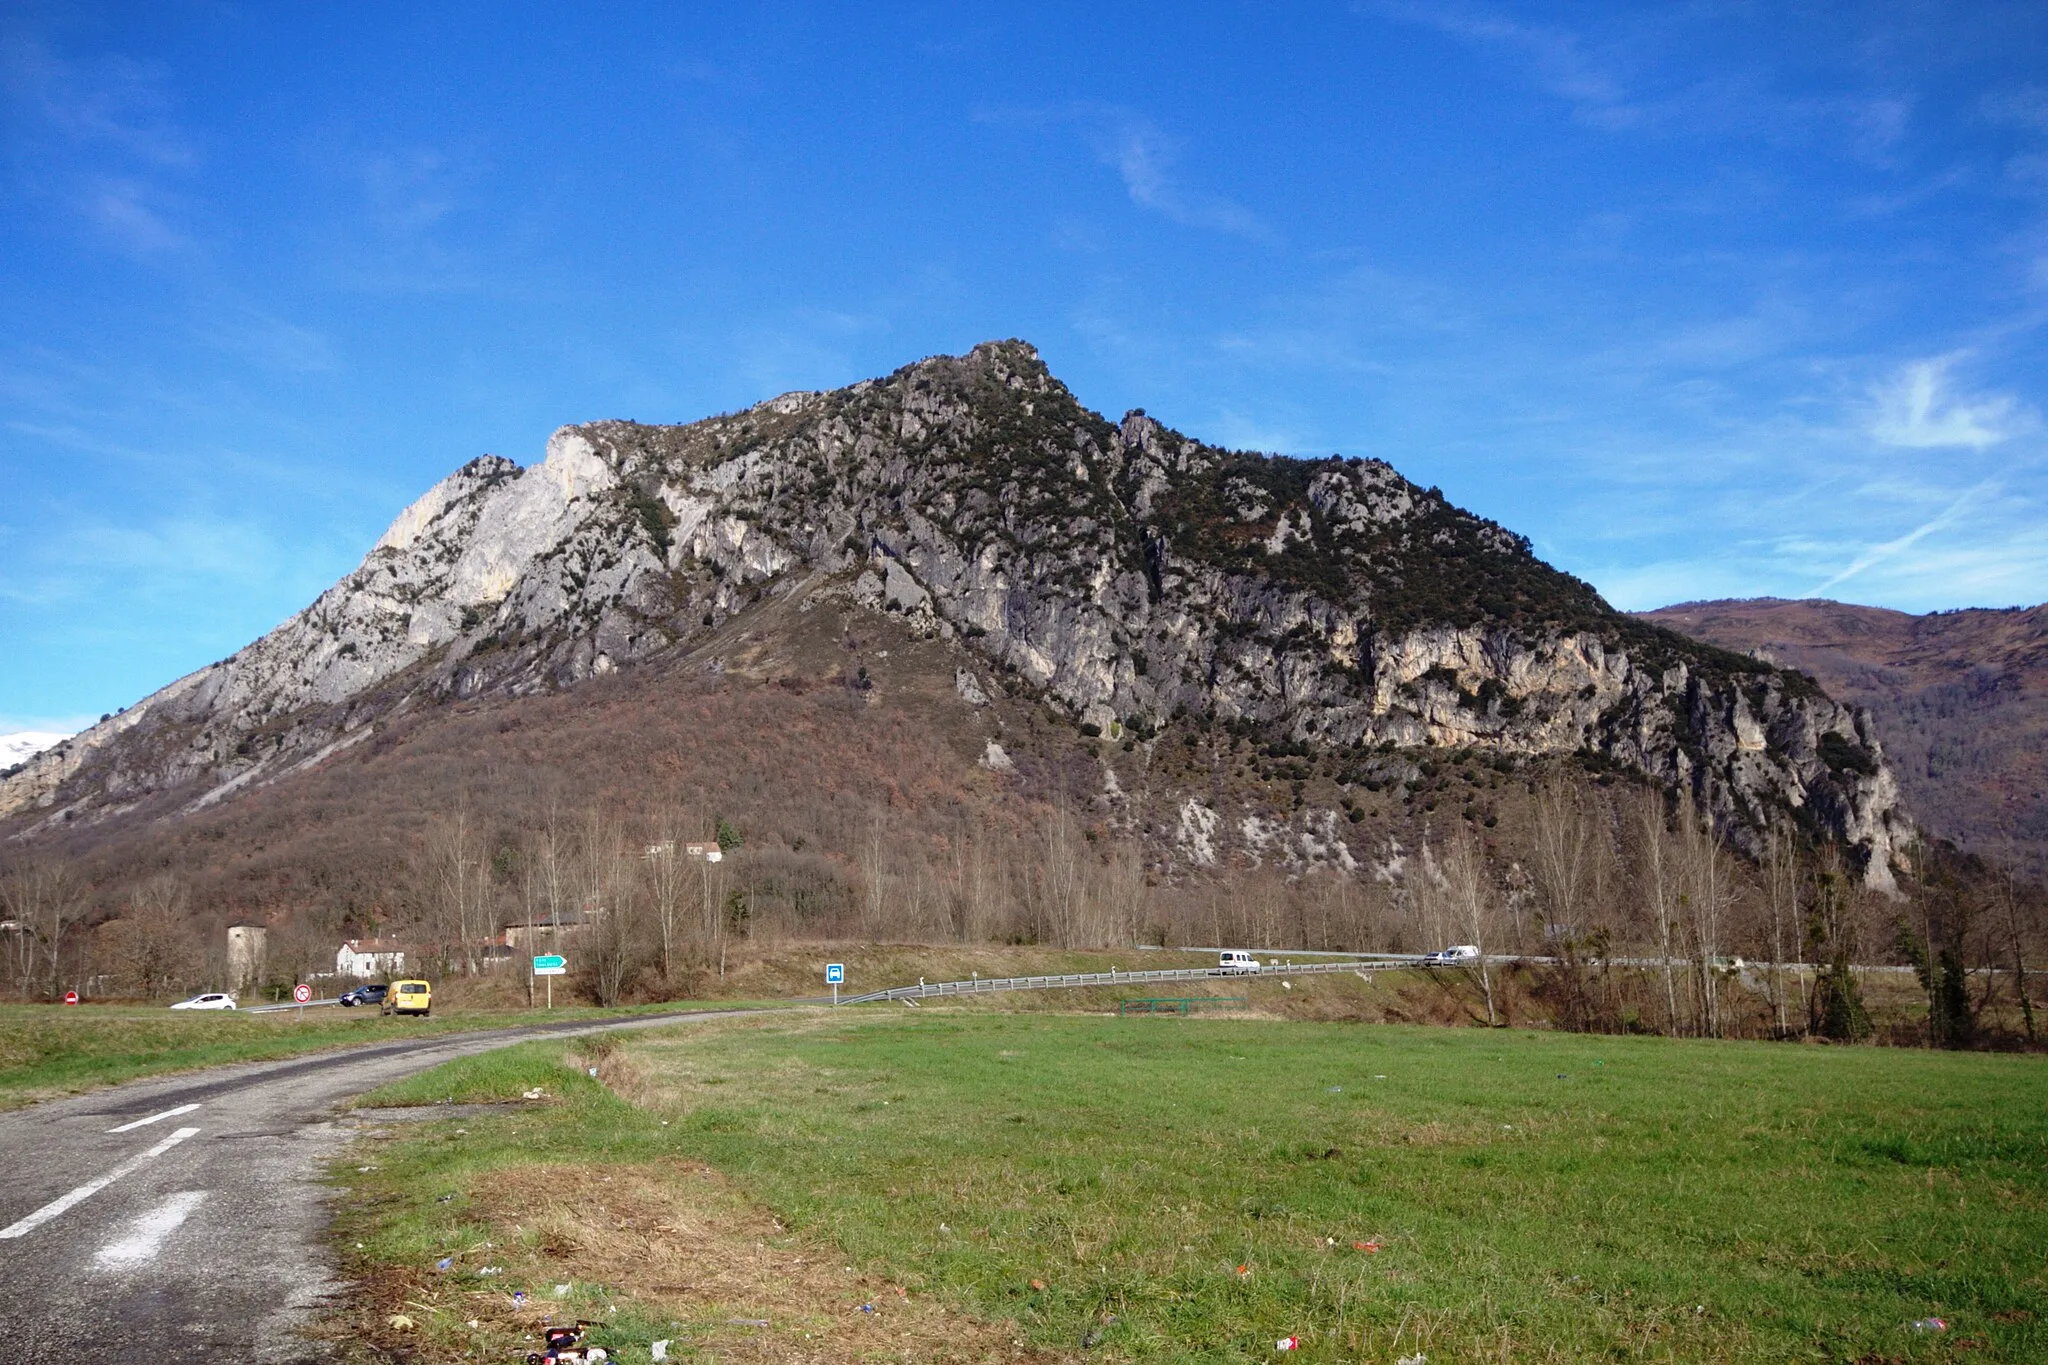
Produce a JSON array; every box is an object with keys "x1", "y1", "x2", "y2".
[
  {"x1": 534, "y1": 954, "x2": 566, "y2": 1009},
  {"x1": 826, "y1": 962, "x2": 844, "y2": 1007},
  {"x1": 293, "y1": 982, "x2": 311, "y2": 1019},
  {"x1": 62, "y1": 990, "x2": 77, "y2": 1006}
]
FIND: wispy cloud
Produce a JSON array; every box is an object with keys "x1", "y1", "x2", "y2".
[
  {"x1": 1810, "y1": 479, "x2": 1999, "y2": 595},
  {"x1": 1981, "y1": 85, "x2": 2048, "y2": 135},
  {"x1": 1089, "y1": 114, "x2": 1272, "y2": 240},
  {"x1": 1, "y1": 37, "x2": 198, "y2": 259},
  {"x1": 0, "y1": 511, "x2": 309, "y2": 609},
  {"x1": 1374, "y1": 1, "x2": 1636, "y2": 128},
  {"x1": 978, "y1": 103, "x2": 1272, "y2": 241},
  {"x1": 1867, "y1": 354, "x2": 2032, "y2": 449},
  {"x1": 192, "y1": 306, "x2": 337, "y2": 374}
]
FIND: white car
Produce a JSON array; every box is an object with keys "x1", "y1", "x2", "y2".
[
  {"x1": 169, "y1": 992, "x2": 237, "y2": 1010},
  {"x1": 1216, "y1": 950, "x2": 1262, "y2": 975},
  {"x1": 1420, "y1": 945, "x2": 1481, "y2": 967}
]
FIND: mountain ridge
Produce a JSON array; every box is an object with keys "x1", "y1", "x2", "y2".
[
  {"x1": 3, "y1": 341, "x2": 1911, "y2": 885},
  {"x1": 1642, "y1": 596, "x2": 2048, "y2": 881}
]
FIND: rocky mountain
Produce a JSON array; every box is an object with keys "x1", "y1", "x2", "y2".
[
  {"x1": 2, "y1": 341, "x2": 1911, "y2": 886},
  {"x1": 1644, "y1": 598, "x2": 2048, "y2": 882}
]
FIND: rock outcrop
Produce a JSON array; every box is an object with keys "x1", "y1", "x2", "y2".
[{"x1": 2, "y1": 341, "x2": 1912, "y2": 885}]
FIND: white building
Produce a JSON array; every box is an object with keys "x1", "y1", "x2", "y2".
[
  {"x1": 645, "y1": 840, "x2": 723, "y2": 863},
  {"x1": 336, "y1": 938, "x2": 405, "y2": 979},
  {"x1": 226, "y1": 924, "x2": 268, "y2": 993}
]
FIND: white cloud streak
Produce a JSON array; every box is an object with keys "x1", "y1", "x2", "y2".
[
  {"x1": 1867, "y1": 355, "x2": 2031, "y2": 449},
  {"x1": 976, "y1": 103, "x2": 1272, "y2": 241},
  {"x1": 1810, "y1": 479, "x2": 1999, "y2": 595},
  {"x1": 1091, "y1": 115, "x2": 1272, "y2": 240},
  {"x1": 1, "y1": 38, "x2": 198, "y2": 259}
]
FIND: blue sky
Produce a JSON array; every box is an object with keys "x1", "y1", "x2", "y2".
[{"x1": 5, "y1": 2, "x2": 2047, "y2": 733}]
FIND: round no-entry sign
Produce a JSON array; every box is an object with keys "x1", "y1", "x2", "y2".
[
  {"x1": 62, "y1": 990, "x2": 78, "y2": 1006},
  {"x1": 292, "y1": 983, "x2": 312, "y2": 1004}
]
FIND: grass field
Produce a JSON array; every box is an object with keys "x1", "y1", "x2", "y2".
[
  {"x1": 331, "y1": 1010, "x2": 2048, "y2": 1363},
  {"x1": 0, "y1": 998, "x2": 760, "y2": 1108}
]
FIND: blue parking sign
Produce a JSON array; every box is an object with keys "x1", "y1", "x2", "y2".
[{"x1": 825, "y1": 962, "x2": 845, "y2": 984}]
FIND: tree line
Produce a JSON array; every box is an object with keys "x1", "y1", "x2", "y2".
[{"x1": 3, "y1": 774, "x2": 2040, "y2": 1047}]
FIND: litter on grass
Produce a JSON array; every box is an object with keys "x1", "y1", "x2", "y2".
[
  {"x1": 1913, "y1": 1318, "x2": 1949, "y2": 1332},
  {"x1": 1397, "y1": 1354, "x2": 1426, "y2": 1365},
  {"x1": 650, "y1": 1342, "x2": 669, "y2": 1361},
  {"x1": 435, "y1": 1257, "x2": 453, "y2": 1271},
  {"x1": 1276, "y1": 1335, "x2": 1300, "y2": 1350}
]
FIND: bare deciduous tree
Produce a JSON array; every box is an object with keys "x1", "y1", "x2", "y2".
[
  {"x1": 423, "y1": 804, "x2": 491, "y2": 975},
  {"x1": 1, "y1": 859, "x2": 90, "y2": 1001},
  {"x1": 576, "y1": 807, "x2": 642, "y2": 1006},
  {"x1": 1440, "y1": 828, "x2": 1502, "y2": 1027},
  {"x1": 1632, "y1": 790, "x2": 1683, "y2": 1034},
  {"x1": 100, "y1": 873, "x2": 197, "y2": 1000},
  {"x1": 1675, "y1": 794, "x2": 1734, "y2": 1037},
  {"x1": 1761, "y1": 820, "x2": 1801, "y2": 1038}
]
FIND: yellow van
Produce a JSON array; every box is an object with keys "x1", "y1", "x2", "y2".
[{"x1": 382, "y1": 979, "x2": 432, "y2": 1017}]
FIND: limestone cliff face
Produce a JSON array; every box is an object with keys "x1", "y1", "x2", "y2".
[{"x1": 1, "y1": 341, "x2": 1911, "y2": 885}]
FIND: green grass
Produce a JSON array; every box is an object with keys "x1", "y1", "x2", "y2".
[
  {"x1": 336, "y1": 1013, "x2": 2048, "y2": 1363},
  {"x1": 0, "y1": 998, "x2": 756, "y2": 1108}
]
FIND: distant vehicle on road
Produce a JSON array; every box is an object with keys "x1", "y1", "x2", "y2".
[
  {"x1": 339, "y1": 983, "x2": 388, "y2": 1008},
  {"x1": 381, "y1": 979, "x2": 432, "y2": 1017},
  {"x1": 1216, "y1": 950, "x2": 1262, "y2": 975},
  {"x1": 1420, "y1": 945, "x2": 1481, "y2": 967},
  {"x1": 170, "y1": 992, "x2": 237, "y2": 1010}
]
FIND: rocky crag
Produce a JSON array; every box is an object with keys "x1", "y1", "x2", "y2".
[
  {"x1": 2, "y1": 342, "x2": 1912, "y2": 886},
  {"x1": 1646, "y1": 598, "x2": 2048, "y2": 882}
]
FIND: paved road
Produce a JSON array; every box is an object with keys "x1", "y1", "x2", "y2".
[{"x1": 0, "y1": 1010, "x2": 747, "y2": 1362}]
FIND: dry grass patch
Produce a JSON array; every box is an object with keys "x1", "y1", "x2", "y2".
[{"x1": 373, "y1": 1158, "x2": 1065, "y2": 1363}]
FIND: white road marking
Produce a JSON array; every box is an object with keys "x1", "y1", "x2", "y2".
[
  {"x1": 106, "y1": 1102, "x2": 201, "y2": 1133},
  {"x1": 93, "y1": 1190, "x2": 207, "y2": 1268},
  {"x1": 0, "y1": 1126, "x2": 202, "y2": 1240}
]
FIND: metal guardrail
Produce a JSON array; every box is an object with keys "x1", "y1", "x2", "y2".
[
  {"x1": 835, "y1": 958, "x2": 1416, "y2": 1006},
  {"x1": 244, "y1": 997, "x2": 342, "y2": 1014}
]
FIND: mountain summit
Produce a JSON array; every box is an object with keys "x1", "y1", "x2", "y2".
[{"x1": 3, "y1": 341, "x2": 1909, "y2": 883}]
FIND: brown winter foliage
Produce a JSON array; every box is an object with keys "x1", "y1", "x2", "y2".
[{"x1": 4, "y1": 592, "x2": 2043, "y2": 1048}]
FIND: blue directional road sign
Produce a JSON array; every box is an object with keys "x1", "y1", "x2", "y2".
[
  {"x1": 533, "y1": 954, "x2": 567, "y2": 976},
  {"x1": 825, "y1": 963, "x2": 845, "y2": 985}
]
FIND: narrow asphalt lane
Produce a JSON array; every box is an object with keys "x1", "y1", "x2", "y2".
[{"x1": 0, "y1": 1008, "x2": 758, "y2": 1362}]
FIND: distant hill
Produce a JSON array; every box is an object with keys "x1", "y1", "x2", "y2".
[{"x1": 1642, "y1": 599, "x2": 2048, "y2": 881}]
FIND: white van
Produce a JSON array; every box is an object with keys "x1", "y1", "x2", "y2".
[{"x1": 1217, "y1": 950, "x2": 1262, "y2": 975}]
